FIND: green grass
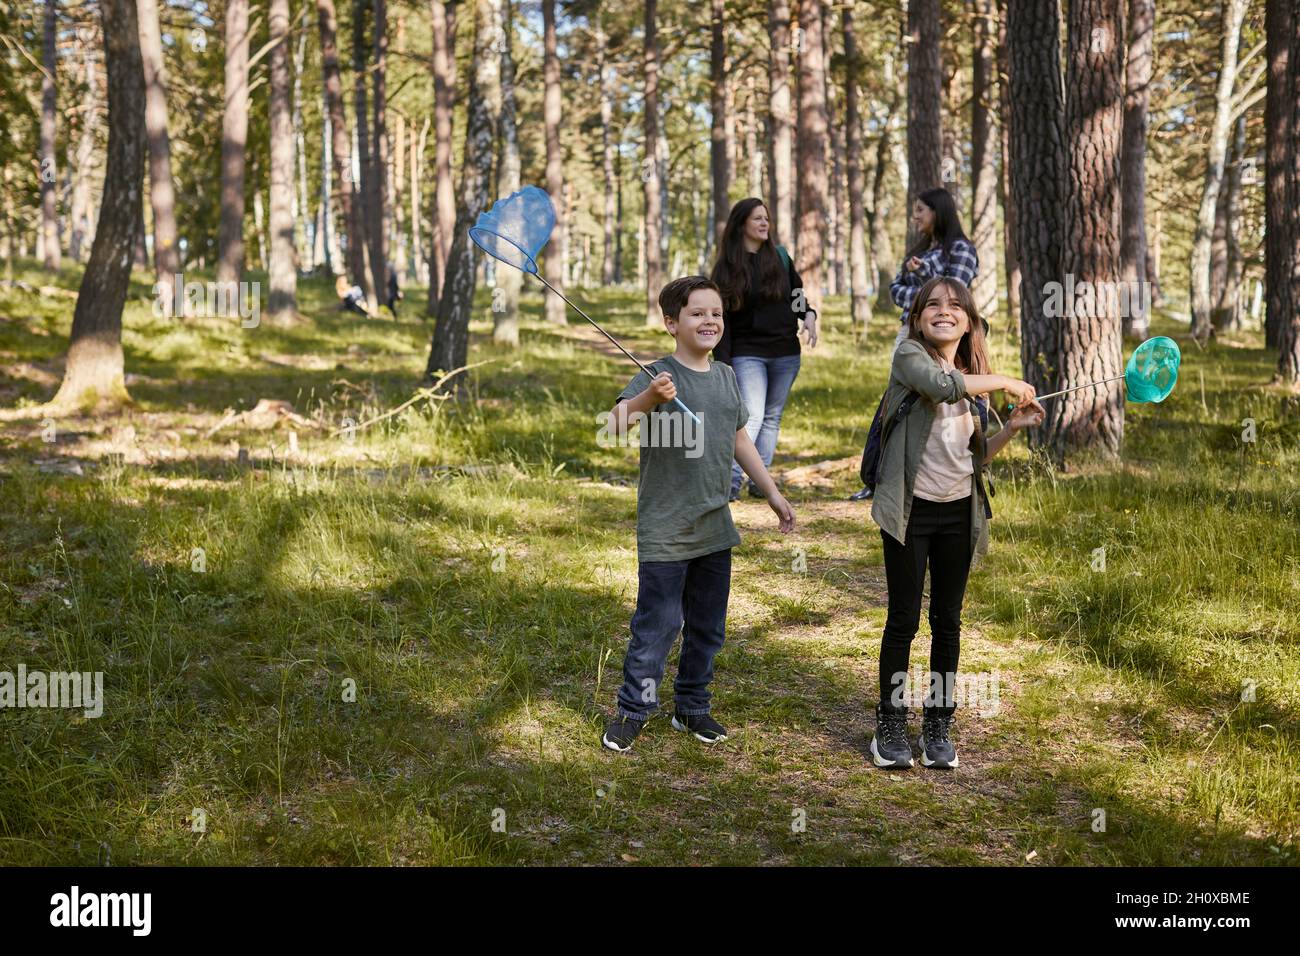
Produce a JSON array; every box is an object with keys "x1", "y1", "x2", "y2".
[{"x1": 0, "y1": 258, "x2": 1295, "y2": 865}]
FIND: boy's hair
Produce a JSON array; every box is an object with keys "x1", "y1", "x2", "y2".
[{"x1": 659, "y1": 275, "x2": 721, "y2": 320}]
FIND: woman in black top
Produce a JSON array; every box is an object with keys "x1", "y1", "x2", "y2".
[{"x1": 711, "y1": 198, "x2": 818, "y2": 500}]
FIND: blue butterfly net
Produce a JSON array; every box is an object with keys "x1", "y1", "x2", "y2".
[
  {"x1": 468, "y1": 186, "x2": 556, "y2": 274},
  {"x1": 1125, "y1": 335, "x2": 1180, "y2": 404}
]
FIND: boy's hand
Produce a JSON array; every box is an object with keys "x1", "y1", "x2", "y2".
[
  {"x1": 768, "y1": 492, "x2": 795, "y2": 533},
  {"x1": 645, "y1": 371, "x2": 676, "y2": 405}
]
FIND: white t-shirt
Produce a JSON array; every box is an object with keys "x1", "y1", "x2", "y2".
[{"x1": 913, "y1": 358, "x2": 974, "y2": 503}]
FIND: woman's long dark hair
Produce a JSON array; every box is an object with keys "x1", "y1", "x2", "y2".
[
  {"x1": 904, "y1": 187, "x2": 970, "y2": 262},
  {"x1": 904, "y1": 276, "x2": 991, "y2": 376},
  {"x1": 710, "y1": 198, "x2": 790, "y2": 311}
]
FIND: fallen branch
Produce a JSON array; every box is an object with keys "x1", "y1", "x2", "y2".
[{"x1": 330, "y1": 360, "x2": 496, "y2": 436}]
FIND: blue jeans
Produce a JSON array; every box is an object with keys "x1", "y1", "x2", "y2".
[
  {"x1": 730, "y1": 353, "x2": 801, "y2": 494},
  {"x1": 615, "y1": 548, "x2": 732, "y2": 720}
]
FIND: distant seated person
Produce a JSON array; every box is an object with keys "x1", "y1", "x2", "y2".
[
  {"x1": 385, "y1": 265, "x2": 403, "y2": 317},
  {"x1": 335, "y1": 275, "x2": 373, "y2": 317}
]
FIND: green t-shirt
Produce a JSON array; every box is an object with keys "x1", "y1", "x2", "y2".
[{"x1": 617, "y1": 354, "x2": 750, "y2": 562}]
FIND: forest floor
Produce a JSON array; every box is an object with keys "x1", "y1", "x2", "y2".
[{"x1": 0, "y1": 261, "x2": 1296, "y2": 865}]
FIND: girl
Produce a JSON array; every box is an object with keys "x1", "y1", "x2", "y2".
[
  {"x1": 888, "y1": 188, "x2": 980, "y2": 348},
  {"x1": 869, "y1": 276, "x2": 1043, "y2": 770},
  {"x1": 710, "y1": 198, "x2": 818, "y2": 501}
]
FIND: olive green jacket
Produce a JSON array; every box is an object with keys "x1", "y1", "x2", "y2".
[{"x1": 870, "y1": 339, "x2": 994, "y2": 570}]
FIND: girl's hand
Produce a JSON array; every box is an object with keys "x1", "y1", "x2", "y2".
[
  {"x1": 1008, "y1": 399, "x2": 1045, "y2": 431},
  {"x1": 1000, "y1": 376, "x2": 1037, "y2": 407},
  {"x1": 646, "y1": 371, "x2": 676, "y2": 404},
  {"x1": 768, "y1": 492, "x2": 796, "y2": 533},
  {"x1": 801, "y1": 315, "x2": 818, "y2": 348},
  {"x1": 905, "y1": 256, "x2": 923, "y2": 273}
]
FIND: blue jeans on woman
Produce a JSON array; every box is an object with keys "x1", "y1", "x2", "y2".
[{"x1": 730, "y1": 353, "x2": 801, "y2": 495}]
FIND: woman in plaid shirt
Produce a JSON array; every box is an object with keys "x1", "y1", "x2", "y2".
[{"x1": 889, "y1": 188, "x2": 980, "y2": 347}]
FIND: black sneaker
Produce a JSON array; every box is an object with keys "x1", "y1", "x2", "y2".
[
  {"x1": 671, "y1": 711, "x2": 728, "y2": 743},
  {"x1": 919, "y1": 706, "x2": 958, "y2": 768},
  {"x1": 601, "y1": 715, "x2": 645, "y2": 752},
  {"x1": 870, "y1": 702, "x2": 914, "y2": 768},
  {"x1": 849, "y1": 486, "x2": 873, "y2": 501}
]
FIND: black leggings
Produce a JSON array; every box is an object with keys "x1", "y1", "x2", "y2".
[{"x1": 878, "y1": 495, "x2": 972, "y2": 708}]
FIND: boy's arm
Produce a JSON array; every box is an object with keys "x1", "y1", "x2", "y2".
[
  {"x1": 609, "y1": 368, "x2": 669, "y2": 437},
  {"x1": 734, "y1": 428, "x2": 795, "y2": 532}
]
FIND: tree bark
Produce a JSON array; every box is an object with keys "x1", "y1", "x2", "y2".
[
  {"x1": 768, "y1": 0, "x2": 794, "y2": 243},
  {"x1": 1213, "y1": 115, "x2": 1246, "y2": 332},
  {"x1": 906, "y1": 0, "x2": 943, "y2": 248},
  {"x1": 795, "y1": 0, "x2": 828, "y2": 310},
  {"x1": 293, "y1": 29, "x2": 313, "y2": 270},
  {"x1": 428, "y1": 0, "x2": 457, "y2": 311},
  {"x1": 70, "y1": 32, "x2": 99, "y2": 263},
  {"x1": 843, "y1": 4, "x2": 870, "y2": 336},
  {"x1": 643, "y1": 0, "x2": 663, "y2": 327},
  {"x1": 53, "y1": 0, "x2": 145, "y2": 410},
  {"x1": 996, "y1": 0, "x2": 1021, "y2": 330},
  {"x1": 494, "y1": 0, "x2": 521, "y2": 347},
  {"x1": 970, "y1": 0, "x2": 998, "y2": 320},
  {"x1": 217, "y1": 0, "x2": 251, "y2": 284},
  {"x1": 1054, "y1": 0, "x2": 1125, "y2": 461},
  {"x1": 1274, "y1": 0, "x2": 1300, "y2": 383},
  {"x1": 1189, "y1": 0, "x2": 1247, "y2": 342},
  {"x1": 41, "y1": 0, "x2": 60, "y2": 270},
  {"x1": 428, "y1": 0, "x2": 500, "y2": 380},
  {"x1": 1119, "y1": 0, "x2": 1153, "y2": 339},
  {"x1": 711, "y1": 0, "x2": 728, "y2": 253},
  {"x1": 137, "y1": 0, "x2": 181, "y2": 310},
  {"x1": 268, "y1": 0, "x2": 298, "y2": 324},
  {"x1": 598, "y1": 19, "x2": 617, "y2": 286},
  {"x1": 1266, "y1": 0, "x2": 1295, "y2": 359},
  {"x1": 1007, "y1": 0, "x2": 1067, "y2": 416},
  {"x1": 350, "y1": 0, "x2": 377, "y2": 310},
  {"x1": 543, "y1": 0, "x2": 566, "y2": 324},
  {"x1": 370, "y1": 0, "x2": 389, "y2": 304},
  {"x1": 318, "y1": 0, "x2": 366, "y2": 293}
]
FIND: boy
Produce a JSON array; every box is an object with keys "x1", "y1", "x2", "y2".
[{"x1": 601, "y1": 275, "x2": 796, "y2": 752}]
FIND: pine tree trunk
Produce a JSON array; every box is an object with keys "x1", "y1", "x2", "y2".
[
  {"x1": 795, "y1": 0, "x2": 828, "y2": 309},
  {"x1": 218, "y1": 0, "x2": 250, "y2": 285},
  {"x1": 906, "y1": 0, "x2": 943, "y2": 247},
  {"x1": 429, "y1": 0, "x2": 457, "y2": 311},
  {"x1": 268, "y1": 0, "x2": 298, "y2": 324},
  {"x1": 1119, "y1": 0, "x2": 1153, "y2": 339},
  {"x1": 1054, "y1": 0, "x2": 1125, "y2": 462},
  {"x1": 53, "y1": 0, "x2": 145, "y2": 410},
  {"x1": 41, "y1": 0, "x2": 60, "y2": 271},
  {"x1": 1213, "y1": 116, "x2": 1246, "y2": 332},
  {"x1": 318, "y1": 0, "x2": 366, "y2": 293},
  {"x1": 643, "y1": 0, "x2": 663, "y2": 327},
  {"x1": 293, "y1": 30, "x2": 313, "y2": 271},
  {"x1": 843, "y1": 4, "x2": 870, "y2": 336},
  {"x1": 370, "y1": 0, "x2": 389, "y2": 305},
  {"x1": 70, "y1": 34, "x2": 98, "y2": 263},
  {"x1": 428, "y1": 0, "x2": 500, "y2": 380},
  {"x1": 1266, "y1": 0, "x2": 1294, "y2": 357},
  {"x1": 494, "y1": 0, "x2": 522, "y2": 348},
  {"x1": 1189, "y1": 0, "x2": 1247, "y2": 342},
  {"x1": 970, "y1": 0, "x2": 999, "y2": 320},
  {"x1": 543, "y1": 0, "x2": 566, "y2": 324},
  {"x1": 996, "y1": 0, "x2": 1021, "y2": 330},
  {"x1": 598, "y1": 21, "x2": 617, "y2": 286},
  {"x1": 138, "y1": 0, "x2": 181, "y2": 310},
  {"x1": 768, "y1": 0, "x2": 794, "y2": 243},
  {"x1": 1007, "y1": 0, "x2": 1067, "y2": 413},
  {"x1": 710, "y1": 0, "x2": 728, "y2": 253},
  {"x1": 412, "y1": 117, "x2": 428, "y2": 286}
]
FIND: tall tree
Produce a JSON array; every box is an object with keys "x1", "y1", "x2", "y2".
[
  {"x1": 1189, "y1": 0, "x2": 1248, "y2": 343},
  {"x1": 710, "y1": 0, "x2": 728, "y2": 252},
  {"x1": 352, "y1": 0, "x2": 378, "y2": 310},
  {"x1": 598, "y1": 15, "x2": 618, "y2": 286},
  {"x1": 137, "y1": 0, "x2": 181, "y2": 311},
  {"x1": 996, "y1": 0, "x2": 1021, "y2": 328},
  {"x1": 642, "y1": 0, "x2": 663, "y2": 327},
  {"x1": 69, "y1": 29, "x2": 99, "y2": 263},
  {"x1": 1053, "y1": 0, "x2": 1125, "y2": 460},
  {"x1": 1213, "y1": 116, "x2": 1246, "y2": 332},
  {"x1": 906, "y1": 0, "x2": 943, "y2": 247},
  {"x1": 40, "y1": 0, "x2": 60, "y2": 270},
  {"x1": 217, "y1": 0, "x2": 251, "y2": 284},
  {"x1": 427, "y1": 0, "x2": 499, "y2": 379},
  {"x1": 1264, "y1": 0, "x2": 1293, "y2": 356},
  {"x1": 795, "y1": 0, "x2": 828, "y2": 308},
  {"x1": 268, "y1": 0, "x2": 298, "y2": 323},
  {"x1": 767, "y1": 0, "x2": 794, "y2": 242},
  {"x1": 370, "y1": 0, "x2": 389, "y2": 303},
  {"x1": 542, "y1": 0, "x2": 566, "y2": 324},
  {"x1": 51, "y1": 0, "x2": 145, "y2": 410},
  {"x1": 318, "y1": 0, "x2": 368, "y2": 294},
  {"x1": 842, "y1": 3, "x2": 870, "y2": 336},
  {"x1": 1007, "y1": 0, "x2": 1066, "y2": 412},
  {"x1": 428, "y1": 0, "x2": 457, "y2": 310},
  {"x1": 1119, "y1": 0, "x2": 1154, "y2": 339},
  {"x1": 970, "y1": 0, "x2": 998, "y2": 320},
  {"x1": 494, "y1": 0, "x2": 521, "y2": 347}
]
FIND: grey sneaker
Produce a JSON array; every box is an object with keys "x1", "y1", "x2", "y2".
[
  {"x1": 870, "y1": 702, "x2": 914, "y2": 768},
  {"x1": 671, "y1": 711, "x2": 728, "y2": 743},
  {"x1": 602, "y1": 715, "x2": 645, "y2": 752},
  {"x1": 919, "y1": 705, "x2": 958, "y2": 768}
]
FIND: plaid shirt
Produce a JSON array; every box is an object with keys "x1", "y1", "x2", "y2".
[{"x1": 889, "y1": 238, "x2": 979, "y2": 317}]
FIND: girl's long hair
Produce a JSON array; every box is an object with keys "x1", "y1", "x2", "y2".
[
  {"x1": 905, "y1": 276, "x2": 991, "y2": 376},
  {"x1": 710, "y1": 198, "x2": 790, "y2": 311},
  {"x1": 904, "y1": 187, "x2": 971, "y2": 262}
]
